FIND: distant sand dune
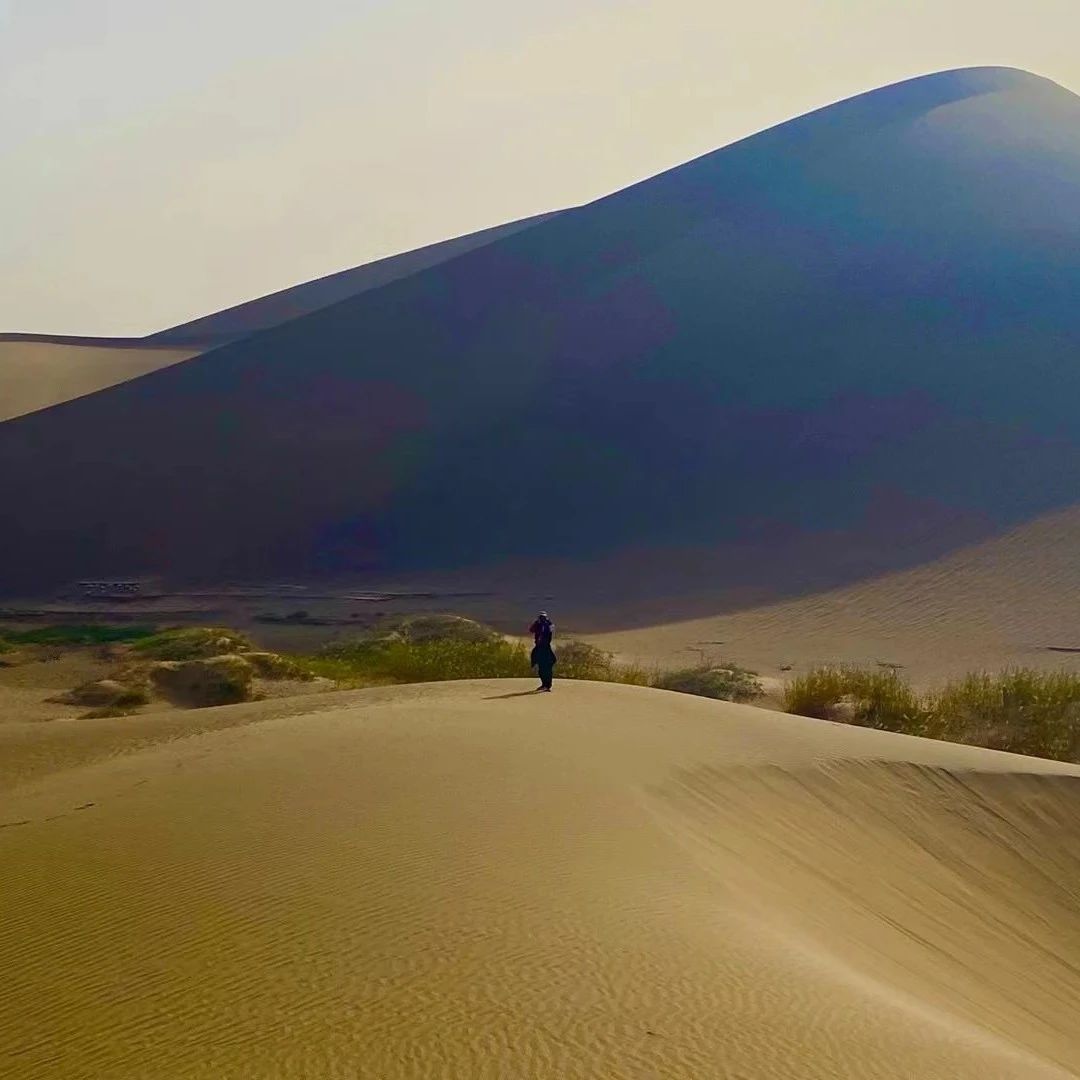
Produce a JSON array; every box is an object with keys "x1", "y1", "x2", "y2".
[
  {"x1": 0, "y1": 338, "x2": 198, "y2": 421},
  {"x1": 2, "y1": 681, "x2": 1077, "y2": 1078},
  {"x1": 0, "y1": 212, "x2": 557, "y2": 422}
]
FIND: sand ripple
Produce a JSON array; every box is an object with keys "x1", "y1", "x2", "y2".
[{"x1": 2, "y1": 681, "x2": 1078, "y2": 1078}]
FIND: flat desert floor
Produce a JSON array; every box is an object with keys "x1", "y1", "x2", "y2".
[{"x1": 2, "y1": 680, "x2": 1078, "y2": 1078}]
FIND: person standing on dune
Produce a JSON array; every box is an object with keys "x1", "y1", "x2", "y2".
[{"x1": 529, "y1": 611, "x2": 556, "y2": 692}]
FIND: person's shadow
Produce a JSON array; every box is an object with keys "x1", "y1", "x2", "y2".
[{"x1": 483, "y1": 689, "x2": 543, "y2": 700}]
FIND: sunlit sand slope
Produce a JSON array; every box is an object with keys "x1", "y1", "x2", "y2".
[
  {"x1": 0, "y1": 338, "x2": 198, "y2": 420},
  {"x1": 584, "y1": 504, "x2": 1080, "y2": 681},
  {"x1": 2, "y1": 681, "x2": 1077, "y2": 1078}
]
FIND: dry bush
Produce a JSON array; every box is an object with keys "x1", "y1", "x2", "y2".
[
  {"x1": 928, "y1": 669, "x2": 1080, "y2": 762},
  {"x1": 785, "y1": 665, "x2": 1080, "y2": 762},
  {"x1": 244, "y1": 651, "x2": 315, "y2": 680},
  {"x1": 150, "y1": 654, "x2": 255, "y2": 707},
  {"x1": 325, "y1": 615, "x2": 501, "y2": 655},
  {"x1": 784, "y1": 666, "x2": 926, "y2": 733},
  {"x1": 58, "y1": 678, "x2": 149, "y2": 709},
  {"x1": 310, "y1": 638, "x2": 532, "y2": 686},
  {"x1": 309, "y1": 630, "x2": 649, "y2": 688},
  {"x1": 654, "y1": 665, "x2": 763, "y2": 702},
  {"x1": 551, "y1": 641, "x2": 648, "y2": 684}
]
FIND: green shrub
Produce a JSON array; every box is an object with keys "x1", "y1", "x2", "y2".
[
  {"x1": 0, "y1": 624, "x2": 157, "y2": 647},
  {"x1": 149, "y1": 655, "x2": 255, "y2": 707},
  {"x1": 132, "y1": 627, "x2": 252, "y2": 661},
  {"x1": 654, "y1": 664, "x2": 763, "y2": 702}
]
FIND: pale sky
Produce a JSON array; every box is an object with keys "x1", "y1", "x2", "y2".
[{"x1": 2, "y1": 0, "x2": 1078, "y2": 335}]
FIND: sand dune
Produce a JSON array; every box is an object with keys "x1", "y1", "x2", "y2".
[
  {"x1": 191, "y1": 502, "x2": 1080, "y2": 686},
  {"x1": 147, "y1": 211, "x2": 561, "y2": 347},
  {"x1": 0, "y1": 338, "x2": 198, "y2": 421},
  {"x1": 0, "y1": 213, "x2": 557, "y2": 422},
  {"x1": 4, "y1": 67, "x2": 1080, "y2": 593},
  {"x1": 2, "y1": 680, "x2": 1078, "y2": 1078},
  {"x1": 566, "y1": 504, "x2": 1080, "y2": 682}
]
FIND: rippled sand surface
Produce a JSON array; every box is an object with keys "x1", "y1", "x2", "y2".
[{"x1": 3, "y1": 681, "x2": 1079, "y2": 1078}]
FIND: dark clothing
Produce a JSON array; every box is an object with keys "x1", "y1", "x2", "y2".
[
  {"x1": 529, "y1": 617, "x2": 554, "y2": 647},
  {"x1": 531, "y1": 642, "x2": 556, "y2": 690}
]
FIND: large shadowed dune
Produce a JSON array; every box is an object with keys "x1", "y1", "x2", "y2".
[{"x1": 3, "y1": 67, "x2": 1080, "y2": 593}]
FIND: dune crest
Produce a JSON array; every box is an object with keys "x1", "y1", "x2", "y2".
[{"x1": 2, "y1": 681, "x2": 1077, "y2": 1078}]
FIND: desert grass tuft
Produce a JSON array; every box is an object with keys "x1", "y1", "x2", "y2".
[
  {"x1": 309, "y1": 628, "x2": 648, "y2": 688},
  {"x1": 784, "y1": 666, "x2": 926, "y2": 732},
  {"x1": 785, "y1": 665, "x2": 1080, "y2": 762},
  {"x1": 654, "y1": 664, "x2": 764, "y2": 703}
]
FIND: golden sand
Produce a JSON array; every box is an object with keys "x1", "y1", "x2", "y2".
[
  {"x1": 0, "y1": 339, "x2": 198, "y2": 421},
  {"x1": 2, "y1": 680, "x2": 1078, "y2": 1078},
  {"x1": 580, "y1": 508, "x2": 1080, "y2": 686}
]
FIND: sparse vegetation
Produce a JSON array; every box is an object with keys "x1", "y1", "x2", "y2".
[
  {"x1": 131, "y1": 627, "x2": 253, "y2": 661},
  {"x1": 552, "y1": 641, "x2": 649, "y2": 684},
  {"x1": 6, "y1": 622, "x2": 313, "y2": 714},
  {"x1": 80, "y1": 705, "x2": 144, "y2": 719},
  {"x1": 309, "y1": 637, "x2": 533, "y2": 686},
  {"x1": 15, "y1": 620, "x2": 1080, "y2": 761},
  {"x1": 783, "y1": 666, "x2": 924, "y2": 731},
  {"x1": 150, "y1": 655, "x2": 255, "y2": 708},
  {"x1": 784, "y1": 666, "x2": 1080, "y2": 762},
  {"x1": 59, "y1": 678, "x2": 151, "y2": 709},
  {"x1": 244, "y1": 651, "x2": 315, "y2": 680},
  {"x1": 927, "y1": 670, "x2": 1080, "y2": 761},
  {"x1": 0, "y1": 624, "x2": 157, "y2": 648},
  {"x1": 310, "y1": 621, "x2": 648, "y2": 688},
  {"x1": 361, "y1": 614, "x2": 503, "y2": 646},
  {"x1": 654, "y1": 664, "x2": 764, "y2": 703}
]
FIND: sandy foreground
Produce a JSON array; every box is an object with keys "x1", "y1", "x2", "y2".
[{"x1": 2, "y1": 680, "x2": 1078, "y2": 1079}]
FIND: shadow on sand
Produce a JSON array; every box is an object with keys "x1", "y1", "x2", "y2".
[{"x1": 484, "y1": 689, "x2": 543, "y2": 700}]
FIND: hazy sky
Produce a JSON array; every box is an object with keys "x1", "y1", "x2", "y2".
[{"x1": 3, "y1": 0, "x2": 1078, "y2": 335}]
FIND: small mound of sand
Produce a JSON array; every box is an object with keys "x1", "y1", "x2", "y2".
[
  {"x1": 55, "y1": 678, "x2": 137, "y2": 707},
  {"x1": 149, "y1": 654, "x2": 254, "y2": 707}
]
